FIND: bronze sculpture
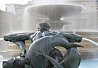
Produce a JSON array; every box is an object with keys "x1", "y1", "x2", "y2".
[{"x1": 2, "y1": 22, "x2": 83, "y2": 68}]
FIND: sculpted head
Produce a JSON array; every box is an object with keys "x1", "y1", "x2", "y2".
[{"x1": 38, "y1": 22, "x2": 50, "y2": 32}]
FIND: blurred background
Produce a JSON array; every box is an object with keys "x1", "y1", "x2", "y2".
[{"x1": 0, "y1": 0, "x2": 98, "y2": 68}]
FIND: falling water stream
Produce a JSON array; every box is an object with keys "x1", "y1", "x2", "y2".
[
  {"x1": 83, "y1": 37, "x2": 98, "y2": 46},
  {"x1": 0, "y1": 38, "x2": 3, "y2": 41}
]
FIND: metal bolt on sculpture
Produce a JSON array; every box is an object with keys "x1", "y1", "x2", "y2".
[{"x1": 2, "y1": 23, "x2": 83, "y2": 68}]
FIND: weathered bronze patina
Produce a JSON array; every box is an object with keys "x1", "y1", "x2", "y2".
[{"x1": 3, "y1": 23, "x2": 83, "y2": 68}]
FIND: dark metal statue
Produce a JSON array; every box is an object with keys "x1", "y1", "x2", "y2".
[{"x1": 2, "y1": 22, "x2": 83, "y2": 68}]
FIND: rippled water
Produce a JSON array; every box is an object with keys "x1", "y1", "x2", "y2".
[{"x1": 0, "y1": 59, "x2": 98, "y2": 68}]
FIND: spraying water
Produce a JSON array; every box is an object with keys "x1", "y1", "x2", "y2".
[
  {"x1": 22, "y1": 7, "x2": 30, "y2": 32},
  {"x1": 83, "y1": 38, "x2": 98, "y2": 46},
  {"x1": 0, "y1": 38, "x2": 4, "y2": 41}
]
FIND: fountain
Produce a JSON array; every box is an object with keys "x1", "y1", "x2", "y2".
[
  {"x1": 0, "y1": 0, "x2": 98, "y2": 68},
  {"x1": 25, "y1": 4, "x2": 83, "y2": 30}
]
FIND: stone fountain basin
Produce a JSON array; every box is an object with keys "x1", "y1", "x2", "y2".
[{"x1": 27, "y1": 4, "x2": 83, "y2": 19}]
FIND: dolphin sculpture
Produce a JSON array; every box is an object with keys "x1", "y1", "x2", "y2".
[
  {"x1": 2, "y1": 33, "x2": 83, "y2": 68},
  {"x1": 25, "y1": 35, "x2": 83, "y2": 68}
]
